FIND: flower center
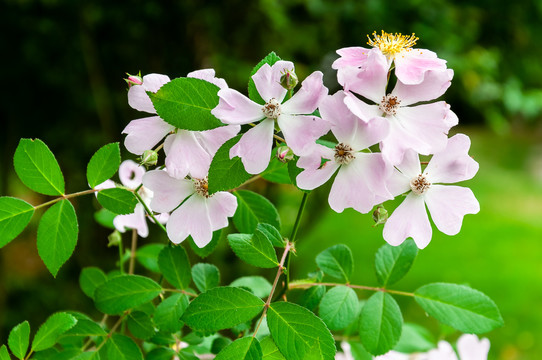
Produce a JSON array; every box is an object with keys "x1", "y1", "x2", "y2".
[
  {"x1": 334, "y1": 143, "x2": 355, "y2": 165},
  {"x1": 367, "y1": 30, "x2": 418, "y2": 58},
  {"x1": 410, "y1": 174, "x2": 431, "y2": 195},
  {"x1": 379, "y1": 94, "x2": 401, "y2": 116},
  {"x1": 194, "y1": 178, "x2": 210, "y2": 198},
  {"x1": 262, "y1": 98, "x2": 281, "y2": 119}
]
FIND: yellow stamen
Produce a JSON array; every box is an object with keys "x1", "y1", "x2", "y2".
[{"x1": 367, "y1": 30, "x2": 419, "y2": 58}]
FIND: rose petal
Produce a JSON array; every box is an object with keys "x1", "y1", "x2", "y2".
[
  {"x1": 395, "y1": 149, "x2": 422, "y2": 179},
  {"x1": 426, "y1": 340, "x2": 458, "y2": 360},
  {"x1": 392, "y1": 69, "x2": 453, "y2": 106},
  {"x1": 332, "y1": 46, "x2": 371, "y2": 69},
  {"x1": 127, "y1": 74, "x2": 170, "y2": 113},
  {"x1": 164, "y1": 131, "x2": 212, "y2": 179},
  {"x1": 425, "y1": 134, "x2": 479, "y2": 184},
  {"x1": 281, "y1": 71, "x2": 328, "y2": 114},
  {"x1": 118, "y1": 160, "x2": 146, "y2": 189},
  {"x1": 230, "y1": 119, "x2": 275, "y2": 174},
  {"x1": 340, "y1": 49, "x2": 389, "y2": 103},
  {"x1": 187, "y1": 68, "x2": 228, "y2": 89},
  {"x1": 142, "y1": 170, "x2": 194, "y2": 213},
  {"x1": 394, "y1": 49, "x2": 447, "y2": 85},
  {"x1": 252, "y1": 61, "x2": 293, "y2": 103},
  {"x1": 94, "y1": 179, "x2": 116, "y2": 192},
  {"x1": 206, "y1": 192, "x2": 238, "y2": 231},
  {"x1": 166, "y1": 195, "x2": 212, "y2": 246},
  {"x1": 277, "y1": 114, "x2": 330, "y2": 155},
  {"x1": 343, "y1": 92, "x2": 382, "y2": 123},
  {"x1": 211, "y1": 88, "x2": 264, "y2": 125},
  {"x1": 122, "y1": 116, "x2": 174, "y2": 155},
  {"x1": 457, "y1": 335, "x2": 490, "y2": 360},
  {"x1": 141, "y1": 73, "x2": 171, "y2": 92},
  {"x1": 113, "y1": 204, "x2": 149, "y2": 238},
  {"x1": 296, "y1": 149, "x2": 339, "y2": 191},
  {"x1": 195, "y1": 125, "x2": 240, "y2": 157}
]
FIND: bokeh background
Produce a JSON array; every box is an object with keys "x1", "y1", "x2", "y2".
[{"x1": 1, "y1": 0, "x2": 542, "y2": 359}]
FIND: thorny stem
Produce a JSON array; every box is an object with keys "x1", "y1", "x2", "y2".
[
  {"x1": 128, "y1": 229, "x2": 137, "y2": 274},
  {"x1": 288, "y1": 282, "x2": 415, "y2": 297},
  {"x1": 33, "y1": 189, "x2": 99, "y2": 210}
]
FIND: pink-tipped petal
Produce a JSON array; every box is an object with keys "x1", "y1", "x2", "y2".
[
  {"x1": 166, "y1": 195, "x2": 212, "y2": 246},
  {"x1": 211, "y1": 88, "x2": 264, "y2": 125},
  {"x1": 206, "y1": 192, "x2": 238, "y2": 231},
  {"x1": 425, "y1": 185, "x2": 480, "y2": 236},
  {"x1": 332, "y1": 46, "x2": 371, "y2": 69},
  {"x1": 119, "y1": 160, "x2": 145, "y2": 189},
  {"x1": 113, "y1": 204, "x2": 149, "y2": 238},
  {"x1": 230, "y1": 119, "x2": 275, "y2": 174},
  {"x1": 196, "y1": 125, "x2": 240, "y2": 157},
  {"x1": 252, "y1": 61, "x2": 293, "y2": 103},
  {"x1": 277, "y1": 114, "x2": 330, "y2": 155},
  {"x1": 394, "y1": 49, "x2": 447, "y2": 85},
  {"x1": 392, "y1": 69, "x2": 453, "y2": 106},
  {"x1": 187, "y1": 69, "x2": 228, "y2": 89},
  {"x1": 164, "y1": 131, "x2": 212, "y2": 179},
  {"x1": 340, "y1": 49, "x2": 389, "y2": 103},
  {"x1": 122, "y1": 116, "x2": 174, "y2": 155},
  {"x1": 383, "y1": 193, "x2": 432, "y2": 249},
  {"x1": 457, "y1": 335, "x2": 490, "y2": 360},
  {"x1": 343, "y1": 92, "x2": 382, "y2": 123},
  {"x1": 142, "y1": 170, "x2": 194, "y2": 213},
  {"x1": 281, "y1": 71, "x2": 328, "y2": 114},
  {"x1": 425, "y1": 134, "x2": 479, "y2": 184}
]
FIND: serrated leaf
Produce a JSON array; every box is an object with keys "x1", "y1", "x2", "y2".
[
  {"x1": 94, "y1": 275, "x2": 162, "y2": 314},
  {"x1": 267, "y1": 302, "x2": 336, "y2": 360},
  {"x1": 248, "y1": 52, "x2": 282, "y2": 104},
  {"x1": 146, "y1": 348, "x2": 176, "y2": 360},
  {"x1": 256, "y1": 223, "x2": 285, "y2": 248},
  {"x1": 135, "y1": 243, "x2": 165, "y2": 273},
  {"x1": 86, "y1": 143, "x2": 121, "y2": 188},
  {"x1": 79, "y1": 267, "x2": 107, "y2": 299},
  {"x1": 375, "y1": 239, "x2": 418, "y2": 286},
  {"x1": 215, "y1": 337, "x2": 262, "y2": 360},
  {"x1": 228, "y1": 232, "x2": 278, "y2": 268},
  {"x1": 189, "y1": 229, "x2": 221, "y2": 258},
  {"x1": 414, "y1": 283, "x2": 504, "y2": 333},
  {"x1": 37, "y1": 199, "x2": 78, "y2": 277},
  {"x1": 207, "y1": 135, "x2": 251, "y2": 194},
  {"x1": 318, "y1": 286, "x2": 359, "y2": 330},
  {"x1": 154, "y1": 293, "x2": 189, "y2": 333},
  {"x1": 61, "y1": 319, "x2": 107, "y2": 339},
  {"x1": 233, "y1": 190, "x2": 281, "y2": 233},
  {"x1": 149, "y1": 77, "x2": 224, "y2": 131},
  {"x1": 261, "y1": 157, "x2": 291, "y2": 185},
  {"x1": 182, "y1": 287, "x2": 264, "y2": 332},
  {"x1": 230, "y1": 276, "x2": 272, "y2": 299},
  {"x1": 0, "y1": 197, "x2": 34, "y2": 248},
  {"x1": 298, "y1": 285, "x2": 326, "y2": 312},
  {"x1": 315, "y1": 244, "x2": 353, "y2": 282},
  {"x1": 127, "y1": 311, "x2": 155, "y2": 340},
  {"x1": 100, "y1": 334, "x2": 143, "y2": 360},
  {"x1": 0, "y1": 345, "x2": 10, "y2": 360},
  {"x1": 13, "y1": 138, "x2": 65, "y2": 196},
  {"x1": 8, "y1": 321, "x2": 30, "y2": 359},
  {"x1": 192, "y1": 263, "x2": 220, "y2": 293},
  {"x1": 32, "y1": 313, "x2": 78, "y2": 352},
  {"x1": 96, "y1": 188, "x2": 137, "y2": 215},
  {"x1": 359, "y1": 292, "x2": 402, "y2": 356},
  {"x1": 260, "y1": 336, "x2": 286, "y2": 360},
  {"x1": 158, "y1": 246, "x2": 191, "y2": 289}
]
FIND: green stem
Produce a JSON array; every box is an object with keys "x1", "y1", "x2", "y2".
[
  {"x1": 289, "y1": 192, "x2": 309, "y2": 244},
  {"x1": 133, "y1": 190, "x2": 168, "y2": 234},
  {"x1": 33, "y1": 189, "x2": 98, "y2": 210},
  {"x1": 288, "y1": 281, "x2": 415, "y2": 297}
]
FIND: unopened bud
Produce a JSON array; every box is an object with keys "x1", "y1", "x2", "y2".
[
  {"x1": 277, "y1": 146, "x2": 294, "y2": 163},
  {"x1": 125, "y1": 72, "x2": 143, "y2": 88},
  {"x1": 141, "y1": 150, "x2": 158, "y2": 167},
  {"x1": 280, "y1": 68, "x2": 298, "y2": 90},
  {"x1": 372, "y1": 205, "x2": 388, "y2": 227},
  {"x1": 108, "y1": 230, "x2": 122, "y2": 247}
]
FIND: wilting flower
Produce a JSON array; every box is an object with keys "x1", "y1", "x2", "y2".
[
  {"x1": 383, "y1": 134, "x2": 480, "y2": 249},
  {"x1": 211, "y1": 60, "x2": 328, "y2": 174}
]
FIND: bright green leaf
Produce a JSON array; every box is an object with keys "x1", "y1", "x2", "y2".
[
  {"x1": 8, "y1": 321, "x2": 30, "y2": 360},
  {"x1": 136, "y1": 243, "x2": 165, "y2": 273},
  {"x1": 154, "y1": 293, "x2": 189, "y2": 333},
  {"x1": 375, "y1": 239, "x2": 418, "y2": 286},
  {"x1": 96, "y1": 188, "x2": 137, "y2": 215},
  {"x1": 211, "y1": 337, "x2": 233, "y2": 354},
  {"x1": 86, "y1": 143, "x2": 121, "y2": 188},
  {"x1": 37, "y1": 199, "x2": 78, "y2": 277},
  {"x1": 158, "y1": 245, "x2": 191, "y2": 289},
  {"x1": 233, "y1": 190, "x2": 281, "y2": 233},
  {"x1": 318, "y1": 286, "x2": 359, "y2": 330},
  {"x1": 359, "y1": 292, "x2": 402, "y2": 356},
  {"x1": 189, "y1": 229, "x2": 221, "y2": 258},
  {"x1": 79, "y1": 267, "x2": 107, "y2": 299},
  {"x1": 267, "y1": 302, "x2": 336, "y2": 360},
  {"x1": 228, "y1": 232, "x2": 278, "y2": 268},
  {"x1": 248, "y1": 52, "x2": 282, "y2": 104},
  {"x1": 149, "y1": 77, "x2": 223, "y2": 131},
  {"x1": 192, "y1": 263, "x2": 220, "y2": 293},
  {"x1": 414, "y1": 283, "x2": 504, "y2": 333},
  {"x1": 94, "y1": 275, "x2": 162, "y2": 314},
  {"x1": 32, "y1": 313, "x2": 78, "y2": 352},
  {"x1": 61, "y1": 319, "x2": 107, "y2": 340},
  {"x1": 230, "y1": 276, "x2": 272, "y2": 299},
  {"x1": 260, "y1": 336, "x2": 286, "y2": 360},
  {"x1": 100, "y1": 334, "x2": 143, "y2": 360},
  {"x1": 0, "y1": 345, "x2": 10, "y2": 360},
  {"x1": 394, "y1": 323, "x2": 436, "y2": 353},
  {"x1": 215, "y1": 337, "x2": 262, "y2": 360},
  {"x1": 315, "y1": 244, "x2": 353, "y2": 282},
  {"x1": 93, "y1": 208, "x2": 116, "y2": 229},
  {"x1": 256, "y1": 223, "x2": 285, "y2": 248},
  {"x1": 207, "y1": 135, "x2": 251, "y2": 194},
  {"x1": 127, "y1": 311, "x2": 155, "y2": 340},
  {"x1": 146, "y1": 348, "x2": 176, "y2": 360},
  {"x1": 0, "y1": 197, "x2": 34, "y2": 248},
  {"x1": 261, "y1": 157, "x2": 291, "y2": 185},
  {"x1": 182, "y1": 287, "x2": 264, "y2": 332},
  {"x1": 13, "y1": 138, "x2": 65, "y2": 196},
  {"x1": 298, "y1": 285, "x2": 326, "y2": 312}
]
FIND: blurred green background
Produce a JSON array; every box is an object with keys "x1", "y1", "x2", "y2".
[{"x1": 1, "y1": 0, "x2": 541, "y2": 359}]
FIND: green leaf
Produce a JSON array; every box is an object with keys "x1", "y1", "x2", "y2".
[
  {"x1": 61, "y1": 319, "x2": 107, "y2": 339},
  {"x1": 315, "y1": 244, "x2": 354, "y2": 282},
  {"x1": 233, "y1": 190, "x2": 281, "y2": 233},
  {"x1": 158, "y1": 246, "x2": 191, "y2": 289},
  {"x1": 318, "y1": 286, "x2": 359, "y2": 331},
  {"x1": 192, "y1": 263, "x2": 220, "y2": 293},
  {"x1": 0, "y1": 197, "x2": 34, "y2": 248},
  {"x1": 94, "y1": 275, "x2": 162, "y2": 314},
  {"x1": 298, "y1": 285, "x2": 326, "y2": 312},
  {"x1": 100, "y1": 334, "x2": 143, "y2": 360},
  {"x1": 207, "y1": 135, "x2": 251, "y2": 194},
  {"x1": 32, "y1": 313, "x2": 78, "y2": 352},
  {"x1": 260, "y1": 336, "x2": 286, "y2": 360},
  {"x1": 136, "y1": 243, "x2": 165, "y2": 273},
  {"x1": 86, "y1": 143, "x2": 121, "y2": 188},
  {"x1": 96, "y1": 188, "x2": 137, "y2": 215},
  {"x1": 248, "y1": 52, "x2": 282, "y2": 104},
  {"x1": 230, "y1": 276, "x2": 272, "y2": 299},
  {"x1": 93, "y1": 208, "x2": 116, "y2": 229},
  {"x1": 13, "y1": 138, "x2": 65, "y2": 196},
  {"x1": 228, "y1": 232, "x2": 278, "y2": 268},
  {"x1": 256, "y1": 223, "x2": 285, "y2": 248},
  {"x1": 394, "y1": 323, "x2": 436, "y2": 353},
  {"x1": 37, "y1": 199, "x2": 78, "y2": 277},
  {"x1": 267, "y1": 302, "x2": 336, "y2": 360},
  {"x1": 182, "y1": 287, "x2": 264, "y2": 332},
  {"x1": 359, "y1": 292, "x2": 402, "y2": 356},
  {"x1": 149, "y1": 77, "x2": 224, "y2": 131},
  {"x1": 211, "y1": 337, "x2": 233, "y2": 354},
  {"x1": 127, "y1": 311, "x2": 155, "y2": 340},
  {"x1": 0, "y1": 345, "x2": 10, "y2": 360},
  {"x1": 414, "y1": 283, "x2": 504, "y2": 333},
  {"x1": 215, "y1": 337, "x2": 262, "y2": 360},
  {"x1": 146, "y1": 348, "x2": 176, "y2": 360},
  {"x1": 261, "y1": 157, "x2": 291, "y2": 185},
  {"x1": 8, "y1": 321, "x2": 30, "y2": 360},
  {"x1": 287, "y1": 157, "x2": 309, "y2": 192},
  {"x1": 154, "y1": 293, "x2": 189, "y2": 333},
  {"x1": 189, "y1": 229, "x2": 221, "y2": 258},
  {"x1": 375, "y1": 239, "x2": 418, "y2": 286},
  {"x1": 79, "y1": 267, "x2": 107, "y2": 299}
]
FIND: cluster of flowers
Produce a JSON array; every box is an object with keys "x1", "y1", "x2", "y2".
[{"x1": 112, "y1": 31, "x2": 479, "y2": 249}]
